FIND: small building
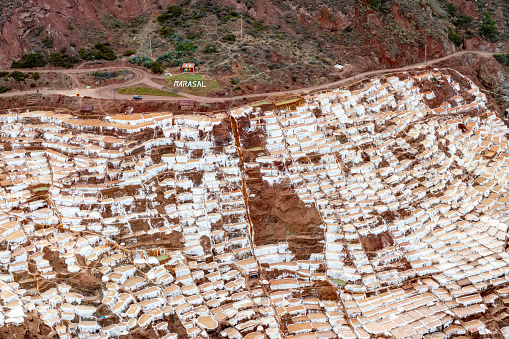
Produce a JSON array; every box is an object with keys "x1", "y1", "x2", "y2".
[{"x1": 182, "y1": 63, "x2": 195, "y2": 73}]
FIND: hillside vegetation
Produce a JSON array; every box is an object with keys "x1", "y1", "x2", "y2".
[{"x1": 1, "y1": 0, "x2": 508, "y2": 94}]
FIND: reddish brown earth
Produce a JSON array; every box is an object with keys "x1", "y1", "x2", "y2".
[
  {"x1": 69, "y1": 269, "x2": 102, "y2": 292},
  {"x1": 359, "y1": 231, "x2": 394, "y2": 253},
  {"x1": 1, "y1": 0, "x2": 507, "y2": 74},
  {"x1": 43, "y1": 246, "x2": 68, "y2": 273},
  {"x1": 248, "y1": 179, "x2": 324, "y2": 260},
  {"x1": 0, "y1": 312, "x2": 52, "y2": 338}
]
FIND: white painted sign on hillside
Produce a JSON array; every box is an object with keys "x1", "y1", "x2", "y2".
[{"x1": 174, "y1": 80, "x2": 206, "y2": 88}]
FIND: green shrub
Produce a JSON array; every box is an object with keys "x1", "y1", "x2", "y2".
[
  {"x1": 252, "y1": 20, "x2": 267, "y2": 32},
  {"x1": 150, "y1": 61, "x2": 165, "y2": 74},
  {"x1": 47, "y1": 52, "x2": 80, "y2": 68},
  {"x1": 0, "y1": 86, "x2": 10, "y2": 93},
  {"x1": 444, "y1": 2, "x2": 473, "y2": 28},
  {"x1": 230, "y1": 77, "x2": 240, "y2": 85},
  {"x1": 444, "y1": 2, "x2": 456, "y2": 18},
  {"x1": 455, "y1": 15, "x2": 473, "y2": 29},
  {"x1": 0, "y1": 72, "x2": 8, "y2": 77},
  {"x1": 175, "y1": 42, "x2": 197, "y2": 53},
  {"x1": 494, "y1": 54, "x2": 509, "y2": 67},
  {"x1": 159, "y1": 27, "x2": 173, "y2": 37},
  {"x1": 478, "y1": 11, "x2": 499, "y2": 42},
  {"x1": 203, "y1": 44, "x2": 218, "y2": 54},
  {"x1": 157, "y1": 5, "x2": 183, "y2": 24},
  {"x1": 89, "y1": 71, "x2": 123, "y2": 80},
  {"x1": 11, "y1": 53, "x2": 47, "y2": 68},
  {"x1": 221, "y1": 33, "x2": 236, "y2": 42},
  {"x1": 123, "y1": 50, "x2": 136, "y2": 56},
  {"x1": 9, "y1": 71, "x2": 29, "y2": 81},
  {"x1": 94, "y1": 43, "x2": 116, "y2": 60},
  {"x1": 41, "y1": 35, "x2": 54, "y2": 48},
  {"x1": 32, "y1": 72, "x2": 40, "y2": 80},
  {"x1": 187, "y1": 32, "x2": 199, "y2": 40},
  {"x1": 447, "y1": 27, "x2": 463, "y2": 47},
  {"x1": 367, "y1": 0, "x2": 381, "y2": 10},
  {"x1": 79, "y1": 43, "x2": 116, "y2": 61}
]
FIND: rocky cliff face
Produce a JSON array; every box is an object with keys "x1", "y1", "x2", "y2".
[{"x1": 0, "y1": 0, "x2": 174, "y2": 66}]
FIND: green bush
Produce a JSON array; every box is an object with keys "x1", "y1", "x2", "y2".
[
  {"x1": 447, "y1": 27, "x2": 463, "y2": 47},
  {"x1": 187, "y1": 32, "x2": 199, "y2": 40},
  {"x1": 157, "y1": 5, "x2": 183, "y2": 24},
  {"x1": 89, "y1": 71, "x2": 123, "y2": 80},
  {"x1": 367, "y1": 0, "x2": 381, "y2": 10},
  {"x1": 203, "y1": 44, "x2": 218, "y2": 54},
  {"x1": 9, "y1": 71, "x2": 29, "y2": 81},
  {"x1": 0, "y1": 86, "x2": 10, "y2": 93},
  {"x1": 32, "y1": 72, "x2": 40, "y2": 80},
  {"x1": 478, "y1": 11, "x2": 499, "y2": 42},
  {"x1": 252, "y1": 20, "x2": 266, "y2": 32},
  {"x1": 494, "y1": 54, "x2": 509, "y2": 67},
  {"x1": 11, "y1": 53, "x2": 47, "y2": 68},
  {"x1": 47, "y1": 52, "x2": 80, "y2": 68},
  {"x1": 123, "y1": 50, "x2": 136, "y2": 56},
  {"x1": 455, "y1": 15, "x2": 473, "y2": 29},
  {"x1": 444, "y1": 2, "x2": 473, "y2": 29},
  {"x1": 221, "y1": 33, "x2": 236, "y2": 42},
  {"x1": 159, "y1": 27, "x2": 173, "y2": 37},
  {"x1": 230, "y1": 77, "x2": 240, "y2": 85},
  {"x1": 175, "y1": 42, "x2": 197, "y2": 53},
  {"x1": 94, "y1": 43, "x2": 117, "y2": 60},
  {"x1": 41, "y1": 35, "x2": 54, "y2": 48},
  {"x1": 79, "y1": 43, "x2": 117, "y2": 61},
  {"x1": 0, "y1": 71, "x2": 8, "y2": 77},
  {"x1": 150, "y1": 61, "x2": 165, "y2": 74}
]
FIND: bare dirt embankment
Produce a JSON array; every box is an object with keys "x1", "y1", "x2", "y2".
[
  {"x1": 231, "y1": 114, "x2": 324, "y2": 260},
  {"x1": 0, "y1": 312, "x2": 52, "y2": 338},
  {"x1": 248, "y1": 179, "x2": 324, "y2": 260}
]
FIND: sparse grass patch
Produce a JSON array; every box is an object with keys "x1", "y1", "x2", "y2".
[
  {"x1": 331, "y1": 279, "x2": 346, "y2": 286},
  {"x1": 118, "y1": 87, "x2": 183, "y2": 97}
]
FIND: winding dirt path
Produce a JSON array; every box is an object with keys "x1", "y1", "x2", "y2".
[{"x1": 0, "y1": 50, "x2": 497, "y2": 104}]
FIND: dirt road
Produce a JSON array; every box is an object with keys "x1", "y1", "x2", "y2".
[{"x1": 0, "y1": 51, "x2": 497, "y2": 104}]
